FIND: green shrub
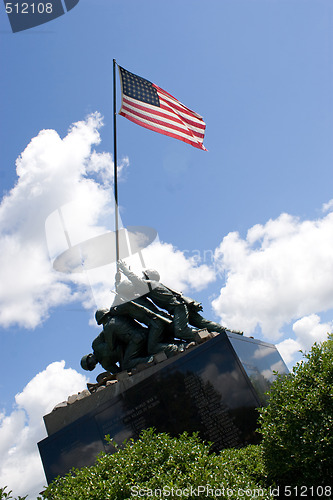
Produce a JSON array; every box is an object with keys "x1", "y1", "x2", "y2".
[
  {"x1": 41, "y1": 429, "x2": 272, "y2": 499},
  {"x1": 0, "y1": 486, "x2": 27, "y2": 500},
  {"x1": 259, "y1": 334, "x2": 333, "y2": 487},
  {"x1": 7, "y1": 336, "x2": 333, "y2": 499}
]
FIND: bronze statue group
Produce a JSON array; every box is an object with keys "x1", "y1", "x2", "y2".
[{"x1": 81, "y1": 261, "x2": 239, "y2": 375}]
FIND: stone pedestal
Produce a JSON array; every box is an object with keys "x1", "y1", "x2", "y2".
[{"x1": 38, "y1": 331, "x2": 288, "y2": 484}]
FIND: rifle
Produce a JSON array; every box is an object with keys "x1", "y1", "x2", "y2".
[
  {"x1": 110, "y1": 296, "x2": 172, "y2": 325},
  {"x1": 163, "y1": 285, "x2": 203, "y2": 312}
]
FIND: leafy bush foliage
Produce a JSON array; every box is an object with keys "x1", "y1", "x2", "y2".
[
  {"x1": 41, "y1": 429, "x2": 272, "y2": 499},
  {"x1": 259, "y1": 334, "x2": 333, "y2": 487},
  {"x1": 5, "y1": 336, "x2": 333, "y2": 499},
  {"x1": 0, "y1": 487, "x2": 27, "y2": 500}
]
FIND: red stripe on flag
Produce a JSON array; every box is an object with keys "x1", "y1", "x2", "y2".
[
  {"x1": 118, "y1": 67, "x2": 207, "y2": 150},
  {"x1": 155, "y1": 85, "x2": 204, "y2": 122},
  {"x1": 121, "y1": 97, "x2": 205, "y2": 140},
  {"x1": 158, "y1": 101, "x2": 206, "y2": 136},
  {"x1": 121, "y1": 102, "x2": 205, "y2": 141},
  {"x1": 120, "y1": 112, "x2": 207, "y2": 150},
  {"x1": 123, "y1": 95, "x2": 205, "y2": 133}
]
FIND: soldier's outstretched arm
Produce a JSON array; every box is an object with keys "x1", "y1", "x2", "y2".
[{"x1": 117, "y1": 260, "x2": 150, "y2": 295}]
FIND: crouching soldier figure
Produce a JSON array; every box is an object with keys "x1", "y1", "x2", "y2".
[
  {"x1": 111, "y1": 280, "x2": 184, "y2": 357},
  {"x1": 81, "y1": 309, "x2": 153, "y2": 374}
]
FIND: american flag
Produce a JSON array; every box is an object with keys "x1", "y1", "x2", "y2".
[{"x1": 118, "y1": 66, "x2": 207, "y2": 151}]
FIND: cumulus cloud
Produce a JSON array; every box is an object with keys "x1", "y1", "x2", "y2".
[
  {"x1": 0, "y1": 113, "x2": 116, "y2": 328},
  {"x1": 140, "y1": 241, "x2": 216, "y2": 292},
  {"x1": 292, "y1": 313, "x2": 332, "y2": 349},
  {"x1": 277, "y1": 314, "x2": 332, "y2": 365},
  {"x1": 275, "y1": 337, "x2": 302, "y2": 366},
  {"x1": 212, "y1": 209, "x2": 333, "y2": 346},
  {"x1": 0, "y1": 361, "x2": 87, "y2": 499},
  {"x1": 322, "y1": 199, "x2": 333, "y2": 213},
  {"x1": 0, "y1": 113, "x2": 216, "y2": 329},
  {"x1": 0, "y1": 113, "x2": 132, "y2": 328}
]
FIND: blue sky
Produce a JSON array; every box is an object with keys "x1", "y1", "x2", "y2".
[{"x1": 1, "y1": 0, "x2": 333, "y2": 497}]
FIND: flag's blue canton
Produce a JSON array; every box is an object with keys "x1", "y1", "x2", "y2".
[{"x1": 119, "y1": 66, "x2": 160, "y2": 107}]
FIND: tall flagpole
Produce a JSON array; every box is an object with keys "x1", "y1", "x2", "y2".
[{"x1": 113, "y1": 59, "x2": 121, "y2": 290}]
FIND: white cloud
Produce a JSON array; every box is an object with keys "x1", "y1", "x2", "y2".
[
  {"x1": 276, "y1": 314, "x2": 332, "y2": 367},
  {"x1": 0, "y1": 113, "x2": 125, "y2": 328},
  {"x1": 0, "y1": 236, "x2": 72, "y2": 328},
  {"x1": 106, "y1": 240, "x2": 216, "y2": 300},
  {"x1": 212, "y1": 210, "x2": 333, "y2": 345},
  {"x1": 0, "y1": 361, "x2": 88, "y2": 500},
  {"x1": 142, "y1": 241, "x2": 216, "y2": 292},
  {"x1": 275, "y1": 338, "x2": 302, "y2": 366},
  {"x1": 0, "y1": 113, "x2": 217, "y2": 329},
  {"x1": 292, "y1": 313, "x2": 331, "y2": 350},
  {"x1": 322, "y1": 198, "x2": 333, "y2": 213}
]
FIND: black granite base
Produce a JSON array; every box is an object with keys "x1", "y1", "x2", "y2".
[{"x1": 38, "y1": 332, "x2": 288, "y2": 484}]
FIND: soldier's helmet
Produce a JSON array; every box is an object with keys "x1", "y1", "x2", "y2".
[
  {"x1": 80, "y1": 353, "x2": 96, "y2": 371},
  {"x1": 143, "y1": 269, "x2": 160, "y2": 281},
  {"x1": 117, "y1": 280, "x2": 135, "y2": 298},
  {"x1": 95, "y1": 308, "x2": 110, "y2": 325}
]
